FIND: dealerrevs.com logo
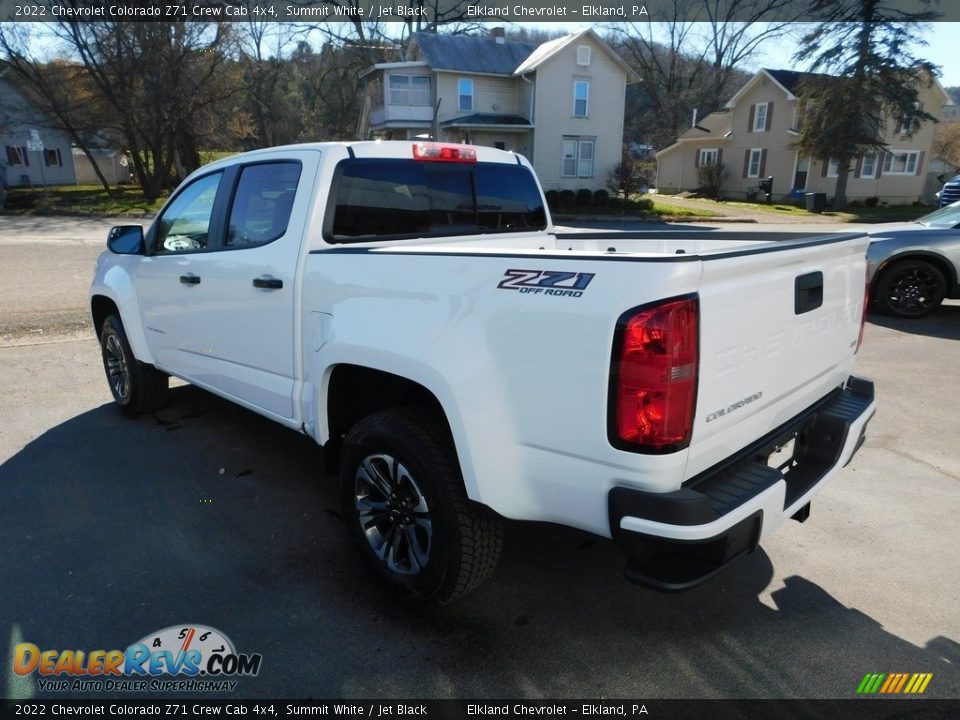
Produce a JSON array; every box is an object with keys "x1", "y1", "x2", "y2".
[{"x1": 13, "y1": 625, "x2": 261, "y2": 693}]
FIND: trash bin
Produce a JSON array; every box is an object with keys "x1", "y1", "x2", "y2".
[{"x1": 805, "y1": 192, "x2": 826, "y2": 213}]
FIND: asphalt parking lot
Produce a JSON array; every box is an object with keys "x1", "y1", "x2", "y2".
[{"x1": 1, "y1": 218, "x2": 958, "y2": 700}]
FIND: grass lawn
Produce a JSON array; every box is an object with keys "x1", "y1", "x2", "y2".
[
  {"x1": 552, "y1": 196, "x2": 721, "y2": 219},
  {"x1": 715, "y1": 199, "x2": 930, "y2": 223},
  {"x1": 645, "y1": 198, "x2": 722, "y2": 218},
  {"x1": 1, "y1": 184, "x2": 167, "y2": 217}
]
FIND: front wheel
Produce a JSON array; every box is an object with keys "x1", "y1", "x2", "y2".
[
  {"x1": 339, "y1": 407, "x2": 503, "y2": 606},
  {"x1": 874, "y1": 259, "x2": 946, "y2": 318},
  {"x1": 99, "y1": 315, "x2": 169, "y2": 414}
]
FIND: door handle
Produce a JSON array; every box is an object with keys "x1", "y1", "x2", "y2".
[
  {"x1": 252, "y1": 276, "x2": 283, "y2": 290},
  {"x1": 179, "y1": 274, "x2": 201, "y2": 285}
]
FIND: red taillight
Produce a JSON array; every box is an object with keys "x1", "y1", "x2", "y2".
[
  {"x1": 857, "y1": 263, "x2": 869, "y2": 353},
  {"x1": 412, "y1": 142, "x2": 477, "y2": 163},
  {"x1": 612, "y1": 297, "x2": 699, "y2": 452}
]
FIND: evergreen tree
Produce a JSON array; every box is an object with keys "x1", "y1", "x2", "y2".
[{"x1": 792, "y1": 0, "x2": 940, "y2": 209}]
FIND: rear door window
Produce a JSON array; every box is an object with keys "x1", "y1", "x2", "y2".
[{"x1": 328, "y1": 159, "x2": 546, "y2": 242}]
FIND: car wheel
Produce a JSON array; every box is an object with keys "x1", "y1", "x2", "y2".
[
  {"x1": 875, "y1": 260, "x2": 946, "y2": 318},
  {"x1": 100, "y1": 315, "x2": 169, "y2": 414},
  {"x1": 339, "y1": 406, "x2": 503, "y2": 606}
]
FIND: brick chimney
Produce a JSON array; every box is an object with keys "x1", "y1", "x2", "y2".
[{"x1": 491, "y1": 27, "x2": 505, "y2": 44}]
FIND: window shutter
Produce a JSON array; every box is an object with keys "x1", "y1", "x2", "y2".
[
  {"x1": 758, "y1": 149, "x2": 767, "y2": 177},
  {"x1": 820, "y1": 159, "x2": 828, "y2": 177},
  {"x1": 694, "y1": 150, "x2": 700, "y2": 168},
  {"x1": 22, "y1": 147, "x2": 29, "y2": 166},
  {"x1": 916, "y1": 150, "x2": 925, "y2": 175},
  {"x1": 716, "y1": 148, "x2": 723, "y2": 167},
  {"x1": 854, "y1": 155, "x2": 863, "y2": 178},
  {"x1": 876, "y1": 155, "x2": 884, "y2": 178},
  {"x1": 766, "y1": 102, "x2": 774, "y2": 131},
  {"x1": 748, "y1": 105, "x2": 755, "y2": 133},
  {"x1": 742, "y1": 149, "x2": 750, "y2": 177}
]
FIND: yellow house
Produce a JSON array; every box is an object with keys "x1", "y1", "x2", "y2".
[
  {"x1": 656, "y1": 68, "x2": 953, "y2": 204},
  {"x1": 358, "y1": 29, "x2": 639, "y2": 192}
]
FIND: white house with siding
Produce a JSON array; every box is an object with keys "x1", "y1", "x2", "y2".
[
  {"x1": 0, "y1": 68, "x2": 76, "y2": 188},
  {"x1": 358, "y1": 29, "x2": 638, "y2": 192}
]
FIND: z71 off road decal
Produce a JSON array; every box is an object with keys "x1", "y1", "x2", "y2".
[{"x1": 497, "y1": 269, "x2": 595, "y2": 298}]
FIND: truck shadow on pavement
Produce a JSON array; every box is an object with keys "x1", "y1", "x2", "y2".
[
  {"x1": 1, "y1": 385, "x2": 957, "y2": 699},
  {"x1": 867, "y1": 302, "x2": 960, "y2": 341}
]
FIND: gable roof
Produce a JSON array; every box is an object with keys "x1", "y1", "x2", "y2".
[
  {"x1": 513, "y1": 29, "x2": 640, "y2": 82},
  {"x1": 727, "y1": 67, "x2": 952, "y2": 109},
  {"x1": 677, "y1": 110, "x2": 731, "y2": 140},
  {"x1": 409, "y1": 33, "x2": 537, "y2": 76}
]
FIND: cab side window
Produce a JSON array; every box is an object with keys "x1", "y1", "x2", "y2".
[
  {"x1": 155, "y1": 172, "x2": 223, "y2": 254},
  {"x1": 226, "y1": 162, "x2": 302, "y2": 248}
]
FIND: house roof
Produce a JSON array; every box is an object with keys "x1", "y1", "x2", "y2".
[
  {"x1": 727, "y1": 67, "x2": 952, "y2": 109},
  {"x1": 409, "y1": 33, "x2": 537, "y2": 76},
  {"x1": 513, "y1": 29, "x2": 640, "y2": 82},
  {"x1": 677, "y1": 111, "x2": 731, "y2": 140},
  {"x1": 440, "y1": 113, "x2": 533, "y2": 128}
]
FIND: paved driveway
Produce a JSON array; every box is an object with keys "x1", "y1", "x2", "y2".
[{"x1": 1, "y1": 216, "x2": 957, "y2": 700}]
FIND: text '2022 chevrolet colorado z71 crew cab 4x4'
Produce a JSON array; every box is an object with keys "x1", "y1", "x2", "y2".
[{"x1": 91, "y1": 141, "x2": 876, "y2": 604}]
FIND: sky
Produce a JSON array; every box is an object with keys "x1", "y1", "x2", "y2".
[{"x1": 527, "y1": 21, "x2": 960, "y2": 89}]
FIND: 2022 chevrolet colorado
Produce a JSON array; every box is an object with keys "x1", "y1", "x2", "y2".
[{"x1": 90, "y1": 141, "x2": 876, "y2": 604}]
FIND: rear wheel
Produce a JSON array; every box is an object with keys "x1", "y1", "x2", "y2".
[
  {"x1": 99, "y1": 315, "x2": 169, "y2": 414},
  {"x1": 339, "y1": 406, "x2": 503, "y2": 605},
  {"x1": 875, "y1": 259, "x2": 946, "y2": 318}
]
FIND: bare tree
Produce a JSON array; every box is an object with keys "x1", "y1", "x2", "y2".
[
  {"x1": 933, "y1": 121, "x2": 960, "y2": 170},
  {"x1": 51, "y1": 21, "x2": 239, "y2": 200},
  {"x1": 606, "y1": 0, "x2": 796, "y2": 150}
]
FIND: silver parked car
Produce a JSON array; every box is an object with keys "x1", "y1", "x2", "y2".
[{"x1": 866, "y1": 201, "x2": 960, "y2": 317}]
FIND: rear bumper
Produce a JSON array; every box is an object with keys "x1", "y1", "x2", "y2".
[{"x1": 609, "y1": 375, "x2": 876, "y2": 591}]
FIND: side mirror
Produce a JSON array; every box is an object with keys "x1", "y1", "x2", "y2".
[{"x1": 107, "y1": 225, "x2": 145, "y2": 255}]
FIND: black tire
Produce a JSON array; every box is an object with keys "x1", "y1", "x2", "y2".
[
  {"x1": 99, "y1": 314, "x2": 169, "y2": 415},
  {"x1": 339, "y1": 406, "x2": 503, "y2": 606},
  {"x1": 874, "y1": 259, "x2": 947, "y2": 318}
]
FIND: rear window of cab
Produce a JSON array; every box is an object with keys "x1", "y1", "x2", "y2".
[{"x1": 326, "y1": 159, "x2": 547, "y2": 242}]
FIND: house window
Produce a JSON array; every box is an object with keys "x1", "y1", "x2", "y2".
[
  {"x1": 458, "y1": 78, "x2": 473, "y2": 112},
  {"x1": 699, "y1": 148, "x2": 718, "y2": 166},
  {"x1": 573, "y1": 80, "x2": 589, "y2": 118},
  {"x1": 388, "y1": 75, "x2": 431, "y2": 106},
  {"x1": 44, "y1": 149, "x2": 62, "y2": 167},
  {"x1": 577, "y1": 46, "x2": 591, "y2": 66},
  {"x1": 827, "y1": 158, "x2": 839, "y2": 178},
  {"x1": 882, "y1": 150, "x2": 920, "y2": 175},
  {"x1": 747, "y1": 148, "x2": 763, "y2": 177},
  {"x1": 753, "y1": 102, "x2": 768, "y2": 132},
  {"x1": 562, "y1": 137, "x2": 595, "y2": 178},
  {"x1": 5, "y1": 145, "x2": 27, "y2": 167},
  {"x1": 861, "y1": 153, "x2": 878, "y2": 179}
]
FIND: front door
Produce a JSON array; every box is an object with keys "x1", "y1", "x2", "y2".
[{"x1": 136, "y1": 151, "x2": 319, "y2": 419}]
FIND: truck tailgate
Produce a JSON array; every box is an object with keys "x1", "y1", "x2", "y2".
[{"x1": 686, "y1": 235, "x2": 869, "y2": 479}]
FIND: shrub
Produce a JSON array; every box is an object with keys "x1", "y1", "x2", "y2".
[
  {"x1": 607, "y1": 146, "x2": 655, "y2": 199},
  {"x1": 696, "y1": 161, "x2": 727, "y2": 200},
  {"x1": 544, "y1": 190, "x2": 560, "y2": 210},
  {"x1": 864, "y1": 196, "x2": 879, "y2": 208},
  {"x1": 632, "y1": 197, "x2": 654, "y2": 214},
  {"x1": 576, "y1": 188, "x2": 593, "y2": 206},
  {"x1": 593, "y1": 189, "x2": 609, "y2": 206},
  {"x1": 559, "y1": 190, "x2": 576, "y2": 207}
]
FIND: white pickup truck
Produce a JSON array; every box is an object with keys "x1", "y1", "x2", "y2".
[{"x1": 91, "y1": 141, "x2": 876, "y2": 604}]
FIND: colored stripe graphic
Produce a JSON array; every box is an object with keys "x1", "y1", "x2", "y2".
[{"x1": 857, "y1": 672, "x2": 932, "y2": 694}]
